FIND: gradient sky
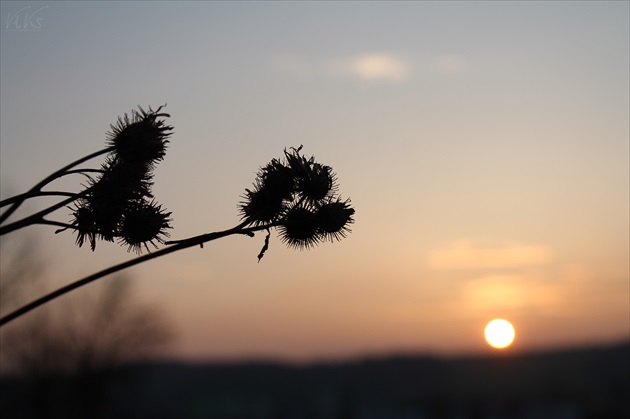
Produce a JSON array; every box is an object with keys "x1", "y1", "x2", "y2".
[{"x1": 1, "y1": 1, "x2": 628, "y2": 362}]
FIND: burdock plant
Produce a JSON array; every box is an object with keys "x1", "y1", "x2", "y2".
[{"x1": 0, "y1": 106, "x2": 355, "y2": 326}]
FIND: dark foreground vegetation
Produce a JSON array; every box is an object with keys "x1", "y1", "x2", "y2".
[{"x1": 1, "y1": 341, "x2": 628, "y2": 419}]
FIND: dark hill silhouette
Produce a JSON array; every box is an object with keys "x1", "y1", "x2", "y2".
[{"x1": 1, "y1": 341, "x2": 628, "y2": 419}]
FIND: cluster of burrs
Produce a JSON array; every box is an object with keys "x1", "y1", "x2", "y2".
[
  {"x1": 0, "y1": 107, "x2": 357, "y2": 326},
  {"x1": 239, "y1": 146, "x2": 355, "y2": 261},
  {"x1": 71, "y1": 106, "x2": 173, "y2": 253},
  {"x1": 67, "y1": 108, "x2": 354, "y2": 259}
]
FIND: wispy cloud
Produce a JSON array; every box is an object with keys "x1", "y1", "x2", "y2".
[
  {"x1": 461, "y1": 273, "x2": 558, "y2": 312},
  {"x1": 428, "y1": 240, "x2": 553, "y2": 270},
  {"x1": 343, "y1": 53, "x2": 410, "y2": 82},
  {"x1": 269, "y1": 52, "x2": 470, "y2": 83},
  {"x1": 269, "y1": 53, "x2": 411, "y2": 83}
]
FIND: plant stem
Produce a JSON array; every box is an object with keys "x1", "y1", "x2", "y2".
[
  {"x1": 0, "y1": 221, "x2": 275, "y2": 326},
  {"x1": 61, "y1": 168, "x2": 104, "y2": 177},
  {"x1": 38, "y1": 219, "x2": 78, "y2": 231},
  {"x1": 0, "y1": 147, "x2": 112, "y2": 224},
  {"x1": 1, "y1": 191, "x2": 77, "y2": 208},
  {"x1": 0, "y1": 189, "x2": 90, "y2": 236}
]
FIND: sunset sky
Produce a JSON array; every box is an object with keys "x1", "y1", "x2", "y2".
[{"x1": 1, "y1": 1, "x2": 628, "y2": 362}]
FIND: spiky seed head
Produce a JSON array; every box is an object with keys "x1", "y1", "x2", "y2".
[
  {"x1": 119, "y1": 200, "x2": 172, "y2": 254},
  {"x1": 316, "y1": 198, "x2": 355, "y2": 242},
  {"x1": 278, "y1": 205, "x2": 320, "y2": 249},
  {"x1": 238, "y1": 187, "x2": 286, "y2": 225},
  {"x1": 297, "y1": 163, "x2": 336, "y2": 203},
  {"x1": 260, "y1": 159, "x2": 295, "y2": 199},
  {"x1": 106, "y1": 105, "x2": 172, "y2": 166},
  {"x1": 71, "y1": 202, "x2": 99, "y2": 251}
]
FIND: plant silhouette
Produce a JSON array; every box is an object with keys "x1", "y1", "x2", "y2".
[{"x1": 0, "y1": 105, "x2": 355, "y2": 326}]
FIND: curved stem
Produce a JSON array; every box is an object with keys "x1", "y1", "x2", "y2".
[
  {"x1": 38, "y1": 219, "x2": 78, "y2": 231},
  {"x1": 0, "y1": 222, "x2": 275, "y2": 326},
  {"x1": 61, "y1": 168, "x2": 104, "y2": 177},
  {"x1": 0, "y1": 189, "x2": 90, "y2": 236},
  {"x1": 1, "y1": 191, "x2": 77, "y2": 208},
  {"x1": 165, "y1": 218, "x2": 253, "y2": 246},
  {"x1": 0, "y1": 147, "x2": 112, "y2": 224}
]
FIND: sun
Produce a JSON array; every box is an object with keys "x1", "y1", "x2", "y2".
[{"x1": 484, "y1": 319, "x2": 515, "y2": 349}]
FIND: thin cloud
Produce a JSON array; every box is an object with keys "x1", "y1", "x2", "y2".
[
  {"x1": 270, "y1": 53, "x2": 411, "y2": 83},
  {"x1": 461, "y1": 273, "x2": 559, "y2": 312},
  {"x1": 345, "y1": 53, "x2": 410, "y2": 82},
  {"x1": 429, "y1": 240, "x2": 553, "y2": 270}
]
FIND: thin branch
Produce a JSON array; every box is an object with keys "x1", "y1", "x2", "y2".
[
  {"x1": 1, "y1": 191, "x2": 77, "y2": 208},
  {"x1": 0, "y1": 147, "x2": 112, "y2": 224},
  {"x1": 37, "y1": 219, "x2": 78, "y2": 232},
  {"x1": 62, "y1": 168, "x2": 104, "y2": 175},
  {"x1": 165, "y1": 218, "x2": 255, "y2": 246},
  {"x1": 58, "y1": 168, "x2": 104, "y2": 179},
  {"x1": 0, "y1": 222, "x2": 275, "y2": 326},
  {"x1": 0, "y1": 189, "x2": 90, "y2": 236}
]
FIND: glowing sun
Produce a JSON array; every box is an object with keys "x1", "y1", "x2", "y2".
[{"x1": 484, "y1": 319, "x2": 515, "y2": 349}]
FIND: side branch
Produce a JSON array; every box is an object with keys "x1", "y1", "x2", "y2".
[
  {"x1": 0, "y1": 189, "x2": 90, "y2": 236},
  {"x1": 0, "y1": 147, "x2": 112, "y2": 224},
  {"x1": 0, "y1": 222, "x2": 273, "y2": 326},
  {"x1": 1, "y1": 191, "x2": 77, "y2": 208}
]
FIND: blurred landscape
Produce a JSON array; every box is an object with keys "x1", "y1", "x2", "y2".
[{"x1": 1, "y1": 341, "x2": 627, "y2": 419}]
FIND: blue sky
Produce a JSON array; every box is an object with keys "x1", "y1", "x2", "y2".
[{"x1": 1, "y1": 1, "x2": 628, "y2": 361}]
